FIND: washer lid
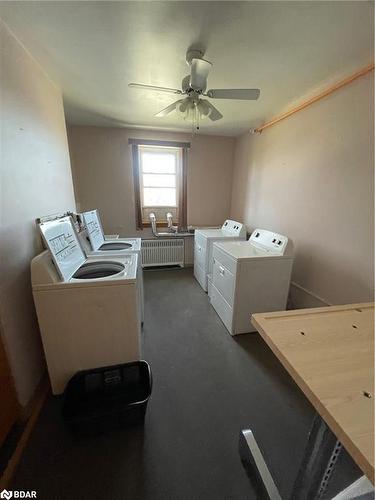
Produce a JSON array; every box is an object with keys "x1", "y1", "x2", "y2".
[
  {"x1": 82, "y1": 209, "x2": 105, "y2": 251},
  {"x1": 39, "y1": 216, "x2": 86, "y2": 281}
]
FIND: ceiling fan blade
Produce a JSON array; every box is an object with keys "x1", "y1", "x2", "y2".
[
  {"x1": 190, "y1": 58, "x2": 213, "y2": 91},
  {"x1": 128, "y1": 83, "x2": 183, "y2": 95},
  {"x1": 206, "y1": 101, "x2": 223, "y2": 121},
  {"x1": 155, "y1": 100, "x2": 182, "y2": 118},
  {"x1": 206, "y1": 88, "x2": 260, "y2": 100}
]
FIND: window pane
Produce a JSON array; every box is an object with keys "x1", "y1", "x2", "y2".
[
  {"x1": 141, "y1": 152, "x2": 176, "y2": 174},
  {"x1": 143, "y1": 174, "x2": 176, "y2": 188},
  {"x1": 143, "y1": 187, "x2": 176, "y2": 206}
]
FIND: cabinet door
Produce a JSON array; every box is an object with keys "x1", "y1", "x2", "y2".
[{"x1": 0, "y1": 333, "x2": 18, "y2": 446}]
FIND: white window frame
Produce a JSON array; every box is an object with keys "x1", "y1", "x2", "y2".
[{"x1": 138, "y1": 145, "x2": 181, "y2": 223}]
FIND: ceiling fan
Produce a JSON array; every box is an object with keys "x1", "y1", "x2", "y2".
[{"x1": 128, "y1": 49, "x2": 260, "y2": 128}]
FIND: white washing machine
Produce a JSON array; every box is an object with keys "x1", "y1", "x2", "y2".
[
  {"x1": 210, "y1": 228, "x2": 294, "y2": 335},
  {"x1": 31, "y1": 216, "x2": 141, "y2": 394},
  {"x1": 194, "y1": 220, "x2": 247, "y2": 293},
  {"x1": 79, "y1": 209, "x2": 144, "y2": 321}
]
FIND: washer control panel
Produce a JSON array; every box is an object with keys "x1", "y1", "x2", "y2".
[
  {"x1": 249, "y1": 229, "x2": 290, "y2": 255},
  {"x1": 221, "y1": 220, "x2": 247, "y2": 237}
]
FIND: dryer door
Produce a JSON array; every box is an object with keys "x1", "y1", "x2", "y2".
[{"x1": 212, "y1": 258, "x2": 235, "y2": 306}]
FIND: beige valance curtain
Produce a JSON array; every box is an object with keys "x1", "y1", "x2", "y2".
[
  {"x1": 129, "y1": 139, "x2": 190, "y2": 231},
  {"x1": 131, "y1": 144, "x2": 143, "y2": 230},
  {"x1": 178, "y1": 147, "x2": 188, "y2": 231}
]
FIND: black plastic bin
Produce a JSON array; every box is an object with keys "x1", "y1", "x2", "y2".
[{"x1": 62, "y1": 360, "x2": 152, "y2": 435}]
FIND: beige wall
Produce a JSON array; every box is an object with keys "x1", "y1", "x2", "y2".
[
  {"x1": 67, "y1": 126, "x2": 235, "y2": 237},
  {"x1": 231, "y1": 72, "x2": 374, "y2": 307},
  {"x1": 0, "y1": 22, "x2": 76, "y2": 406}
]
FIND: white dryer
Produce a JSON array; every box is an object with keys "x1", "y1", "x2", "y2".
[
  {"x1": 31, "y1": 216, "x2": 141, "y2": 394},
  {"x1": 194, "y1": 220, "x2": 246, "y2": 294},
  {"x1": 79, "y1": 209, "x2": 144, "y2": 321},
  {"x1": 210, "y1": 229, "x2": 294, "y2": 335}
]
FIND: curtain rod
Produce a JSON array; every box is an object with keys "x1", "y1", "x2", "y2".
[
  {"x1": 254, "y1": 63, "x2": 375, "y2": 134},
  {"x1": 128, "y1": 138, "x2": 190, "y2": 148}
]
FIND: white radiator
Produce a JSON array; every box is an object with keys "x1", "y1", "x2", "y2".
[{"x1": 141, "y1": 239, "x2": 184, "y2": 268}]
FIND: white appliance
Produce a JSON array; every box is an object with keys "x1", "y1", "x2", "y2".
[
  {"x1": 194, "y1": 220, "x2": 246, "y2": 293},
  {"x1": 210, "y1": 229, "x2": 294, "y2": 335},
  {"x1": 31, "y1": 216, "x2": 141, "y2": 394},
  {"x1": 79, "y1": 209, "x2": 144, "y2": 321}
]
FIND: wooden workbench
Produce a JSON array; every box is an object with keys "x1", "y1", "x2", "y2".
[{"x1": 251, "y1": 302, "x2": 374, "y2": 484}]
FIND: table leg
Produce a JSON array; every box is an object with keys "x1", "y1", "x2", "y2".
[{"x1": 239, "y1": 429, "x2": 282, "y2": 500}]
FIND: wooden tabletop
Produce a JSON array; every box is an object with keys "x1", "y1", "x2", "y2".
[{"x1": 251, "y1": 303, "x2": 374, "y2": 483}]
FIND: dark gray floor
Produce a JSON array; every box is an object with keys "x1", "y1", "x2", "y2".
[{"x1": 11, "y1": 269, "x2": 357, "y2": 499}]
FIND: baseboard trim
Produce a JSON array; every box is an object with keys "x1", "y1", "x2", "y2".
[
  {"x1": 0, "y1": 376, "x2": 49, "y2": 489},
  {"x1": 291, "y1": 281, "x2": 332, "y2": 307}
]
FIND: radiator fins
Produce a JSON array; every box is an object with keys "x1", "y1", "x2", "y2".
[{"x1": 141, "y1": 239, "x2": 184, "y2": 268}]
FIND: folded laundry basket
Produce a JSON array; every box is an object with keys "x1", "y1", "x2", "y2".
[{"x1": 62, "y1": 360, "x2": 152, "y2": 435}]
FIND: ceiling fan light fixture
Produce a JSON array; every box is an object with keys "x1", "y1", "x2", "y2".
[
  {"x1": 197, "y1": 99, "x2": 211, "y2": 119},
  {"x1": 176, "y1": 98, "x2": 194, "y2": 120},
  {"x1": 176, "y1": 100, "x2": 188, "y2": 115},
  {"x1": 188, "y1": 101, "x2": 198, "y2": 121},
  {"x1": 175, "y1": 98, "x2": 213, "y2": 130}
]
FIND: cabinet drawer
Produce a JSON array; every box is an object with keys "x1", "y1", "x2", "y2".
[
  {"x1": 212, "y1": 258, "x2": 235, "y2": 306},
  {"x1": 210, "y1": 284, "x2": 233, "y2": 334},
  {"x1": 212, "y1": 245, "x2": 237, "y2": 274}
]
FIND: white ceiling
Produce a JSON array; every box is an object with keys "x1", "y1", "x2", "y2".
[{"x1": 1, "y1": 1, "x2": 373, "y2": 136}]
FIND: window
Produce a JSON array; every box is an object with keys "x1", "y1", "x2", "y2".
[
  {"x1": 139, "y1": 146, "x2": 180, "y2": 223},
  {"x1": 130, "y1": 139, "x2": 190, "y2": 230}
]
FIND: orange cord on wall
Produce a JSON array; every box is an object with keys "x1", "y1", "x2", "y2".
[{"x1": 255, "y1": 63, "x2": 375, "y2": 134}]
